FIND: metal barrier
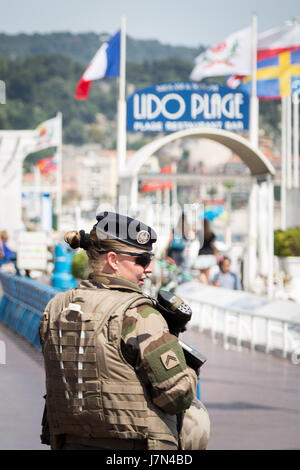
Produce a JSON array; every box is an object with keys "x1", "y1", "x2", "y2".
[
  {"x1": 0, "y1": 272, "x2": 60, "y2": 351},
  {"x1": 176, "y1": 282, "x2": 300, "y2": 359}
]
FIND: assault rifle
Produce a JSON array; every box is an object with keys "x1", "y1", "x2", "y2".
[{"x1": 152, "y1": 289, "x2": 207, "y2": 372}]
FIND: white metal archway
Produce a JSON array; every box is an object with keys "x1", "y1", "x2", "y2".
[
  {"x1": 119, "y1": 128, "x2": 276, "y2": 298},
  {"x1": 0, "y1": 130, "x2": 36, "y2": 237}
]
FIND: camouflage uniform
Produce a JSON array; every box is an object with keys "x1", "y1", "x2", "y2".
[
  {"x1": 109, "y1": 274, "x2": 197, "y2": 413},
  {"x1": 40, "y1": 273, "x2": 197, "y2": 450},
  {"x1": 181, "y1": 397, "x2": 211, "y2": 450}
]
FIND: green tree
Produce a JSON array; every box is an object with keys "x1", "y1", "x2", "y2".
[
  {"x1": 64, "y1": 119, "x2": 87, "y2": 145},
  {"x1": 71, "y1": 251, "x2": 88, "y2": 279}
]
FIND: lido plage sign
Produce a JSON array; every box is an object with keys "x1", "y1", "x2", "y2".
[{"x1": 127, "y1": 82, "x2": 249, "y2": 133}]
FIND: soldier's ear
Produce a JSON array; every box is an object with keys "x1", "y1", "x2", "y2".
[{"x1": 106, "y1": 251, "x2": 118, "y2": 271}]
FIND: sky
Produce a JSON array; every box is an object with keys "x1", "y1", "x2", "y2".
[{"x1": 0, "y1": 0, "x2": 299, "y2": 48}]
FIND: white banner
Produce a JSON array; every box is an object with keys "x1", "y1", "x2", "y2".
[
  {"x1": 24, "y1": 115, "x2": 60, "y2": 156},
  {"x1": 17, "y1": 231, "x2": 48, "y2": 270},
  {"x1": 190, "y1": 27, "x2": 252, "y2": 81},
  {"x1": 258, "y1": 22, "x2": 300, "y2": 58}
]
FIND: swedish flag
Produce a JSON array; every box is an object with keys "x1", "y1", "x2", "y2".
[{"x1": 242, "y1": 49, "x2": 300, "y2": 99}]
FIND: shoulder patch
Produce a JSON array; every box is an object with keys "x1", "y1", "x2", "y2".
[
  {"x1": 160, "y1": 350, "x2": 180, "y2": 370},
  {"x1": 144, "y1": 338, "x2": 186, "y2": 384}
]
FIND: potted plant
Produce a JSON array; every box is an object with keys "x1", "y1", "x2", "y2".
[
  {"x1": 71, "y1": 251, "x2": 88, "y2": 280},
  {"x1": 274, "y1": 228, "x2": 300, "y2": 300}
]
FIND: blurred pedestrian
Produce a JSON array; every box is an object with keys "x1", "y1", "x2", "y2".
[
  {"x1": 0, "y1": 230, "x2": 17, "y2": 262},
  {"x1": 166, "y1": 212, "x2": 191, "y2": 269},
  {"x1": 211, "y1": 257, "x2": 242, "y2": 290},
  {"x1": 0, "y1": 230, "x2": 20, "y2": 275},
  {"x1": 193, "y1": 219, "x2": 218, "y2": 283}
]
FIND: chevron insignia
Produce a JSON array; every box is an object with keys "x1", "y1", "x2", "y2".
[{"x1": 160, "y1": 350, "x2": 180, "y2": 370}]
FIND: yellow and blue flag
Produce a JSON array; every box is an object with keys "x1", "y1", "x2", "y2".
[{"x1": 241, "y1": 49, "x2": 300, "y2": 99}]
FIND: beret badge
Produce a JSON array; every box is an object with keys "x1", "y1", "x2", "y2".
[{"x1": 137, "y1": 230, "x2": 150, "y2": 245}]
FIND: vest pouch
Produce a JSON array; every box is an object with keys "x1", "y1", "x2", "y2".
[
  {"x1": 45, "y1": 301, "x2": 107, "y2": 437},
  {"x1": 147, "y1": 438, "x2": 178, "y2": 450},
  {"x1": 145, "y1": 396, "x2": 178, "y2": 447},
  {"x1": 100, "y1": 381, "x2": 148, "y2": 438}
]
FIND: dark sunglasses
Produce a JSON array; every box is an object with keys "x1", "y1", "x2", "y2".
[{"x1": 97, "y1": 249, "x2": 154, "y2": 267}]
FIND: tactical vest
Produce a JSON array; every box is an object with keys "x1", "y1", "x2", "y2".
[{"x1": 41, "y1": 285, "x2": 178, "y2": 449}]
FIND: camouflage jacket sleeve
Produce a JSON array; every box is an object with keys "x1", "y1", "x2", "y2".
[{"x1": 121, "y1": 301, "x2": 197, "y2": 415}]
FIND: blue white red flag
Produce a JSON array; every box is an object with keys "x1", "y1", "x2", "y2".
[{"x1": 75, "y1": 30, "x2": 120, "y2": 100}]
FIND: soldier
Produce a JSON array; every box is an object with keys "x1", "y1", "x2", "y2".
[{"x1": 39, "y1": 211, "x2": 198, "y2": 450}]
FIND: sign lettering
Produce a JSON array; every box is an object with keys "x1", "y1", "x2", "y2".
[{"x1": 127, "y1": 82, "x2": 249, "y2": 133}]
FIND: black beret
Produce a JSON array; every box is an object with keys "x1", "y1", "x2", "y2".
[{"x1": 94, "y1": 211, "x2": 157, "y2": 251}]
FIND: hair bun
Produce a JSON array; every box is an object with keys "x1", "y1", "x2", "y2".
[
  {"x1": 64, "y1": 230, "x2": 81, "y2": 249},
  {"x1": 64, "y1": 230, "x2": 91, "y2": 250},
  {"x1": 79, "y1": 230, "x2": 90, "y2": 250}
]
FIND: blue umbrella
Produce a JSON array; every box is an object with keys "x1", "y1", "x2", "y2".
[{"x1": 198, "y1": 205, "x2": 225, "y2": 221}]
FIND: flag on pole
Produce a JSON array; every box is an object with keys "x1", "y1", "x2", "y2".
[
  {"x1": 258, "y1": 22, "x2": 300, "y2": 61},
  {"x1": 25, "y1": 116, "x2": 61, "y2": 155},
  {"x1": 190, "y1": 27, "x2": 252, "y2": 81},
  {"x1": 36, "y1": 156, "x2": 57, "y2": 175},
  {"x1": 75, "y1": 30, "x2": 120, "y2": 100},
  {"x1": 228, "y1": 22, "x2": 300, "y2": 91},
  {"x1": 241, "y1": 49, "x2": 300, "y2": 99}
]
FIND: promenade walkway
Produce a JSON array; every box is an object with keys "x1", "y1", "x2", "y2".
[
  {"x1": 183, "y1": 328, "x2": 300, "y2": 450},
  {"x1": 0, "y1": 322, "x2": 45, "y2": 450},
  {"x1": 0, "y1": 320, "x2": 299, "y2": 450}
]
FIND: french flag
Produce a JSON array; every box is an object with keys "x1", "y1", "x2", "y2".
[{"x1": 75, "y1": 30, "x2": 120, "y2": 100}]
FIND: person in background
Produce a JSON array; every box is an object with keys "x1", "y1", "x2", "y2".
[
  {"x1": 166, "y1": 212, "x2": 191, "y2": 269},
  {"x1": 193, "y1": 218, "x2": 219, "y2": 284},
  {"x1": 0, "y1": 230, "x2": 17, "y2": 262},
  {"x1": 211, "y1": 256, "x2": 242, "y2": 291}
]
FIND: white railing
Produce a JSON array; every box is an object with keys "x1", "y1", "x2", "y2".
[{"x1": 176, "y1": 284, "x2": 300, "y2": 360}]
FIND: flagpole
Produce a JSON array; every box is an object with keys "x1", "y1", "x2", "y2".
[
  {"x1": 56, "y1": 112, "x2": 63, "y2": 232},
  {"x1": 287, "y1": 94, "x2": 292, "y2": 189},
  {"x1": 34, "y1": 165, "x2": 41, "y2": 223},
  {"x1": 117, "y1": 15, "x2": 127, "y2": 207},
  {"x1": 172, "y1": 162, "x2": 178, "y2": 209},
  {"x1": 293, "y1": 92, "x2": 299, "y2": 188},
  {"x1": 267, "y1": 174, "x2": 274, "y2": 299},
  {"x1": 248, "y1": 12, "x2": 259, "y2": 293},
  {"x1": 249, "y1": 12, "x2": 259, "y2": 147},
  {"x1": 281, "y1": 97, "x2": 287, "y2": 229}
]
